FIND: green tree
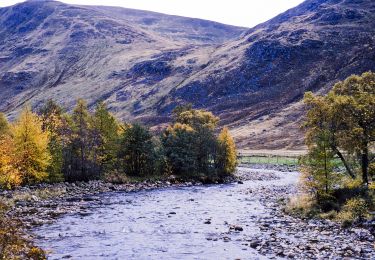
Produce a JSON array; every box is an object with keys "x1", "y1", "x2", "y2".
[
  {"x1": 39, "y1": 100, "x2": 65, "y2": 182},
  {"x1": 300, "y1": 130, "x2": 338, "y2": 195},
  {"x1": 163, "y1": 107, "x2": 221, "y2": 179},
  {"x1": 68, "y1": 99, "x2": 95, "y2": 181},
  {"x1": 162, "y1": 123, "x2": 197, "y2": 177},
  {"x1": 12, "y1": 107, "x2": 51, "y2": 185},
  {"x1": 119, "y1": 124, "x2": 156, "y2": 176},
  {"x1": 92, "y1": 102, "x2": 120, "y2": 175},
  {"x1": 176, "y1": 109, "x2": 218, "y2": 173}
]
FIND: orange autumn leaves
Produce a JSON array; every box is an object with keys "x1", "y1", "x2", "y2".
[{"x1": 0, "y1": 108, "x2": 50, "y2": 189}]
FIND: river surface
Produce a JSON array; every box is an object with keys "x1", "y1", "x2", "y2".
[{"x1": 34, "y1": 168, "x2": 299, "y2": 260}]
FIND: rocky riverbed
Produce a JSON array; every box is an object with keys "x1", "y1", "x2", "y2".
[
  {"x1": 2, "y1": 166, "x2": 375, "y2": 259},
  {"x1": 2, "y1": 177, "x2": 208, "y2": 228},
  {"x1": 236, "y1": 168, "x2": 375, "y2": 259}
]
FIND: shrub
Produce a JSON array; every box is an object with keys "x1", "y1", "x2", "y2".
[
  {"x1": 284, "y1": 194, "x2": 318, "y2": 218},
  {"x1": 317, "y1": 192, "x2": 339, "y2": 212},
  {"x1": 319, "y1": 210, "x2": 337, "y2": 220},
  {"x1": 337, "y1": 197, "x2": 368, "y2": 225}
]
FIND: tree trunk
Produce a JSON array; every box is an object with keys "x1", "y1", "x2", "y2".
[
  {"x1": 331, "y1": 145, "x2": 355, "y2": 178},
  {"x1": 361, "y1": 147, "x2": 369, "y2": 185}
]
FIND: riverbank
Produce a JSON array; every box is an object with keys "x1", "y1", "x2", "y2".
[
  {"x1": 235, "y1": 167, "x2": 375, "y2": 259},
  {"x1": 2, "y1": 165, "x2": 290, "y2": 228},
  {"x1": 2, "y1": 166, "x2": 375, "y2": 259},
  {"x1": 1, "y1": 176, "x2": 215, "y2": 228}
]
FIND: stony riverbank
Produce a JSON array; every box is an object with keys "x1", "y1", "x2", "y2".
[
  {"x1": 2, "y1": 166, "x2": 375, "y2": 259},
  {"x1": 1, "y1": 177, "x2": 210, "y2": 228},
  {"x1": 233, "y1": 167, "x2": 375, "y2": 259}
]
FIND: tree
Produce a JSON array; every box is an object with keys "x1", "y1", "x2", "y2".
[
  {"x1": 119, "y1": 124, "x2": 156, "y2": 176},
  {"x1": 303, "y1": 71, "x2": 375, "y2": 185},
  {"x1": 216, "y1": 127, "x2": 237, "y2": 176},
  {"x1": 68, "y1": 99, "x2": 95, "y2": 181},
  {"x1": 0, "y1": 114, "x2": 21, "y2": 189},
  {"x1": 0, "y1": 136, "x2": 21, "y2": 189},
  {"x1": 39, "y1": 100, "x2": 65, "y2": 183},
  {"x1": 174, "y1": 108, "x2": 219, "y2": 130},
  {"x1": 0, "y1": 113, "x2": 9, "y2": 137},
  {"x1": 162, "y1": 123, "x2": 197, "y2": 177},
  {"x1": 300, "y1": 130, "x2": 338, "y2": 196},
  {"x1": 176, "y1": 109, "x2": 218, "y2": 174},
  {"x1": 12, "y1": 107, "x2": 51, "y2": 185},
  {"x1": 304, "y1": 92, "x2": 355, "y2": 178},
  {"x1": 331, "y1": 72, "x2": 375, "y2": 185},
  {"x1": 92, "y1": 102, "x2": 120, "y2": 175},
  {"x1": 163, "y1": 108, "x2": 223, "y2": 179}
]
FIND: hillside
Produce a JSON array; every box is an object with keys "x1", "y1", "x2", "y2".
[
  {"x1": 157, "y1": 0, "x2": 375, "y2": 149},
  {"x1": 1, "y1": 0, "x2": 374, "y2": 150}
]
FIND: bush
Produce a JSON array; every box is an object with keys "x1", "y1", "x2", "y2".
[
  {"x1": 103, "y1": 170, "x2": 129, "y2": 184},
  {"x1": 337, "y1": 197, "x2": 368, "y2": 225},
  {"x1": 284, "y1": 194, "x2": 319, "y2": 218},
  {"x1": 317, "y1": 192, "x2": 339, "y2": 212},
  {"x1": 319, "y1": 210, "x2": 337, "y2": 220}
]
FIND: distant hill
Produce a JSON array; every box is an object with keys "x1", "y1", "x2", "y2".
[{"x1": 0, "y1": 0, "x2": 374, "y2": 150}]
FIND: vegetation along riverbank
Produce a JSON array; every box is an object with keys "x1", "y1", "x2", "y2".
[{"x1": 0, "y1": 101, "x2": 237, "y2": 259}]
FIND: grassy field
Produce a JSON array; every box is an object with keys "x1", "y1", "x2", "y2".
[{"x1": 238, "y1": 155, "x2": 300, "y2": 166}]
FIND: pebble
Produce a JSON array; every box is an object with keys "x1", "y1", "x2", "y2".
[{"x1": 3, "y1": 166, "x2": 375, "y2": 259}]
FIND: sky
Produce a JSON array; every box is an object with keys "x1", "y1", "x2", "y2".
[{"x1": 0, "y1": 0, "x2": 305, "y2": 27}]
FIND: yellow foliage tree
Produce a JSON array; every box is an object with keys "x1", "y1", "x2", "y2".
[
  {"x1": 12, "y1": 107, "x2": 51, "y2": 185},
  {"x1": 0, "y1": 136, "x2": 21, "y2": 189},
  {"x1": 0, "y1": 113, "x2": 9, "y2": 137},
  {"x1": 216, "y1": 127, "x2": 237, "y2": 176}
]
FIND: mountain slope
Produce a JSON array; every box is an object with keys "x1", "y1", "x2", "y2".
[
  {"x1": 0, "y1": 0, "x2": 245, "y2": 121},
  {"x1": 157, "y1": 0, "x2": 375, "y2": 149},
  {"x1": 88, "y1": 5, "x2": 246, "y2": 44},
  {"x1": 1, "y1": 0, "x2": 374, "y2": 150}
]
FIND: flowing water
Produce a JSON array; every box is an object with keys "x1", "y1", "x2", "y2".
[{"x1": 34, "y1": 168, "x2": 299, "y2": 259}]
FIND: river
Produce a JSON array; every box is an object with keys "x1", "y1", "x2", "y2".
[{"x1": 33, "y1": 168, "x2": 299, "y2": 259}]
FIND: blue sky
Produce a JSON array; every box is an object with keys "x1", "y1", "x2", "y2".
[{"x1": 0, "y1": 0, "x2": 305, "y2": 27}]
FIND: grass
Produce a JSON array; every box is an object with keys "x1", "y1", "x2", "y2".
[
  {"x1": 0, "y1": 186, "x2": 68, "y2": 209},
  {"x1": 238, "y1": 155, "x2": 300, "y2": 166}
]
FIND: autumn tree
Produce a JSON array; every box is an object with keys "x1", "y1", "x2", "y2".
[
  {"x1": 216, "y1": 127, "x2": 237, "y2": 176},
  {"x1": 0, "y1": 113, "x2": 9, "y2": 137},
  {"x1": 0, "y1": 114, "x2": 19, "y2": 189},
  {"x1": 304, "y1": 71, "x2": 375, "y2": 185},
  {"x1": 0, "y1": 136, "x2": 21, "y2": 189},
  {"x1": 12, "y1": 107, "x2": 51, "y2": 185},
  {"x1": 331, "y1": 72, "x2": 375, "y2": 185}
]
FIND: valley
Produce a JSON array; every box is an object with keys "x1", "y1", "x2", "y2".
[{"x1": 1, "y1": 0, "x2": 374, "y2": 150}]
